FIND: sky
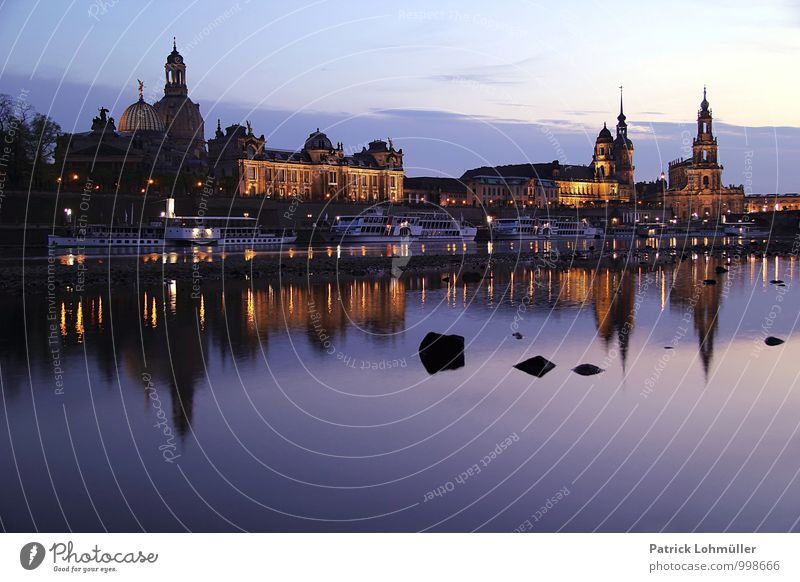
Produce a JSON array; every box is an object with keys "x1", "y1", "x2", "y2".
[{"x1": 1, "y1": 0, "x2": 798, "y2": 192}]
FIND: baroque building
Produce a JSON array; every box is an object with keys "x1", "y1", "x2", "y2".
[
  {"x1": 458, "y1": 90, "x2": 635, "y2": 208},
  {"x1": 207, "y1": 124, "x2": 404, "y2": 201},
  {"x1": 663, "y1": 88, "x2": 744, "y2": 220},
  {"x1": 55, "y1": 40, "x2": 207, "y2": 194}
]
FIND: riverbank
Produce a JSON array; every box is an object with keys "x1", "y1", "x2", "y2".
[{"x1": 3, "y1": 236, "x2": 798, "y2": 294}]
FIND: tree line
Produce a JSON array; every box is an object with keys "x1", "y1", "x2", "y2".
[{"x1": 0, "y1": 93, "x2": 61, "y2": 191}]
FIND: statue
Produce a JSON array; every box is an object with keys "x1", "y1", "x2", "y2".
[
  {"x1": 246, "y1": 120, "x2": 252, "y2": 134},
  {"x1": 137, "y1": 79, "x2": 144, "y2": 100},
  {"x1": 98, "y1": 106, "x2": 109, "y2": 122},
  {"x1": 388, "y1": 137, "x2": 394, "y2": 150}
]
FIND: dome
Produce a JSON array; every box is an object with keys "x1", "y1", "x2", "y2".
[
  {"x1": 166, "y1": 38, "x2": 183, "y2": 65},
  {"x1": 153, "y1": 95, "x2": 203, "y2": 140},
  {"x1": 118, "y1": 98, "x2": 165, "y2": 133},
  {"x1": 368, "y1": 139, "x2": 388, "y2": 151},
  {"x1": 597, "y1": 123, "x2": 613, "y2": 143},
  {"x1": 304, "y1": 129, "x2": 332, "y2": 150}
]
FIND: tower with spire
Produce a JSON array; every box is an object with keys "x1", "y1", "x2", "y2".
[
  {"x1": 612, "y1": 86, "x2": 635, "y2": 187},
  {"x1": 153, "y1": 37, "x2": 206, "y2": 161},
  {"x1": 663, "y1": 87, "x2": 745, "y2": 220}
]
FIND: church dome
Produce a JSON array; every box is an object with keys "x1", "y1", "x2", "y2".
[
  {"x1": 119, "y1": 98, "x2": 165, "y2": 133},
  {"x1": 153, "y1": 95, "x2": 204, "y2": 141},
  {"x1": 597, "y1": 123, "x2": 613, "y2": 143},
  {"x1": 305, "y1": 129, "x2": 333, "y2": 150}
]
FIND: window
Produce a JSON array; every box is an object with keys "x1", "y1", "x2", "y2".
[
  {"x1": 248, "y1": 167, "x2": 256, "y2": 181},
  {"x1": 390, "y1": 176, "x2": 396, "y2": 188},
  {"x1": 291, "y1": 171, "x2": 297, "y2": 183},
  {"x1": 328, "y1": 171, "x2": 337, "y2": 185},
  {"x1": 279, "y1": 169, "x2": 285, "y2": 182},
  {"x1": 703, "y1": 176, "x2": 709, "y2": 187},
  {"x1": 304, "y1": 171, "x2": 309, "y2": 184}
]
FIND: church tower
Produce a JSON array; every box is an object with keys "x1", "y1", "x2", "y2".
[
  {"x1": 691, "y1": 87, "x2": 721, "y2": 190},
  {"x1": 153, "y1": 37, "x2": 205, "y2": 160},
  {"x1": 612, "y1": 87, "x2": 635, "y2": 187},
  {"x1": 164, "y1": 37, "x2": 187, "y2": 96},
  {"x1": 593, "y1": 123, "x2": 615, "y2": 179}
]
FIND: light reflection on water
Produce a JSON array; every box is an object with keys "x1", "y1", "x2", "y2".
[{"x1": 2, "y1": 254, "x2": 800, "y2": 532}]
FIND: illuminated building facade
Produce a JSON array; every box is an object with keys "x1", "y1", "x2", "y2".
[
  {"x1": 664, "y1": 88, "x2": 745, "y2": 220},
  {"x1": 459, "y1": 91, "x2": 635, "y2": 207},
  {"x1": 207, "y1": 125, "x2": 404, "y2": 201}
]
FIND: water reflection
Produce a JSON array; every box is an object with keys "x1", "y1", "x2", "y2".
[
  {"x1": 3, "y1": 252, "x2": 799, "y2": 531},
  {"x1": 5, "y1": 256, "x2": 766, "y2": 433}
]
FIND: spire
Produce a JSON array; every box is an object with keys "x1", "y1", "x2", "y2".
[
  {"x1": 173, "y1": 36, "x2": 177, "y2": 52},
  {"x1": 617, "y1": 85, "x2": 626, "y2": 124},
  {"x1": 700, "y1": 85, "x2": 710, "y2": 113}
]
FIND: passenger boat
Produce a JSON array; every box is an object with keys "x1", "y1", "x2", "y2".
[
  {"x1": 723, "y1": 222, "x2": 772, "y2": 238},
  {"x1": 47, "y1": 199, "x2": 297, "y2": 248},
  {"x1": 327, "y1": 208, "x2": 476, "y2": 243},
  {"x1": 490, "y1": 216, "x2": 602, "y2": 240}
]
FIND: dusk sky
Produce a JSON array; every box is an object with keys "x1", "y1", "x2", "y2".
[{"x1": 1, "y1": 0, "x2": 798, "y2": 192}]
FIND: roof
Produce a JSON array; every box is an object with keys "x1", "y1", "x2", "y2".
[
  {"x1": 461, "y1": 162, "x2": 596, "y2": 182},
  {"x1": 404, "y1": 176, "x2": 468, "y2": 193}
]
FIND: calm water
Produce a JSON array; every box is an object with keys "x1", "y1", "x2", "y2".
[{"x1": 2, "y1": 249, "x2": 800, "y2": 532}]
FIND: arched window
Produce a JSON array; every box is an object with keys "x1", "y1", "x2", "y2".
[{"x1": 703, "y1": 176, "x2": 709, "y2": 187}]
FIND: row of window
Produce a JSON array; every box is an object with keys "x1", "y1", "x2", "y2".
[{"x1": 245, "y1": 166, "x2": 398, "y2": 189}]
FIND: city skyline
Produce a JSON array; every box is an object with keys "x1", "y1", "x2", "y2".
[{"x1": 1, "y1": 1, "x2": 799, "y2": 193}]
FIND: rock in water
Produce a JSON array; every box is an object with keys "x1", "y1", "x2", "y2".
[
  {"x1": 418, "y1": 332, "x2": 465, "y2": 374},
  {"x1": 514, "y1": 356, "x2": 556, "y2": 378},
  {"x1": 512, "y1": 332, "x2": 523, "y2": 340},
  {"x1": 460, "y1": 272, "x2": 482, "y2": 284},
  {"x1": 765, "y1": 336, "x2": 785, "y2": 346},
  {"x1": 572, "y1": 364, "x2": 604, "y2": 376},
  {"x1": 770, "y1": 279, "x2": 784, "y2": 284},
  {"x1": 715, "y1": 266, "x2": 728, "y2": 273},
  {"x1": 703, "y1": 279, "x2": 717, "y2": 285}
]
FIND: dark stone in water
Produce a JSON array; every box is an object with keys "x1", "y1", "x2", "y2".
[
  {"x1": 418, "y1": 332, "x2": 465, "y2": 374},
  {"x1": 770, "y1": 279, "x2": 784, "y2": 284},
  {"x1": 664, "y1": 346, "x2": 674, "y2": 349},
  {"x1": 765, "y1": 336, "x2": 785, "y2": 346},
  {"x1": 715, "y1": 266, "x2": 728, "y2": 273},
  {"x1": 460, "y1": 272, "x2": 482, "y2": 283},
  {"x1": 572, "y1": 364, "x2": 604, "y2": 376},
  {"x1": 512, "y1": 332, "x2": 523, "y2": 339},
  {"x1": 703, "y1": 279, "x2": 717, "y2": 285},
  {"x1": 514, "y1": 356, "x2": 556, "y2": 378}
]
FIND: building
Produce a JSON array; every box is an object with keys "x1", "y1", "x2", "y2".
[
  {"x1": 663, "y1": 88, "x2": 745, "y2": 220},
  {"x1": 54, "y1": 39, "x2": 401, "y2": 201},
  {"x1": 152, "y1": 38, "x2": 206, "y2": 162},
  {"x1": 403, "y1": 176, "x2": 470, "y2": 206},
  {"x1": 744, "y1": 194, "x2": 800, "y2": 213},
  {"x1": 459, "y1": 90, "x2": 635, "y2": 208},
  {"x1": 55, "y1": 40, "x2": 207, "y2": 195},
  {"x1": 207, "y1": 124, "x2": 404, "y2": 201}
]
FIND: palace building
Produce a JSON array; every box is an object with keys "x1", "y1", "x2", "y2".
[
  {"x1": 458, "y1": 90, "x2": 636, "y2": 207},
  {"x1": 662, "y1": 88, "x2": 745, "y2": 220},
  {"x1": 207, "y1": 124, "x2": 404, "y2": 201}
]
